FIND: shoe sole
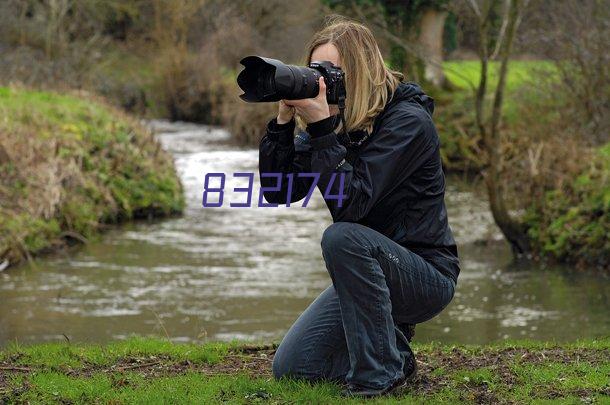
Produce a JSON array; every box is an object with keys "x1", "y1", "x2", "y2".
[{"x1": 341, "y1": 358, "x2": 418, "y2": 398}]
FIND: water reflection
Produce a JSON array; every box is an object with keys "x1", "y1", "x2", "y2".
[{"x1": 0, "y1": 121, "x2": 608, "y2": 345}]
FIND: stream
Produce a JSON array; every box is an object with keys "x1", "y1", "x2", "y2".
[{"x1": 1, "y1": 120, "x2": 608, "y2": 346}]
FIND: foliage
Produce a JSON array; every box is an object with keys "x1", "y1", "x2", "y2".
[
  {"x1": 443, "y1": 10, "x2": 458, "y2": 54},
  {"x1": 523, "y1": 143, "x2": 610, "y2": 269},
  {"x1": 438, "y1": 58, "x2": 609, "y2": 269},
  {"x1": 0, "y1": 0, "x2": 323, "y2": 122},
  {"x1": 324, "y1": 0, "x2": 450, "y2": 25},
  {"x1": 0, "y1": 87, "x2": 184, "y2": 267},
  {"x1": 323, "y1": 0, "x2": 450, "y2": 84},
  {"x1": 434, "y1": 60, "x2": 555, "y2": 171}
]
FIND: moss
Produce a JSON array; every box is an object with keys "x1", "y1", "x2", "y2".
[
  {"x1": 0, "y1": 86, "x2": 185, "y2": 267},
  {"x1": 523, "y1": 143, "x2": 610, "y2": 269}
]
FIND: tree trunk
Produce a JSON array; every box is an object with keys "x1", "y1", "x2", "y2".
[
  {"x1": 417, "y1": 8, "x2": 447, "y2": 87},
  {"x1": 472, "y1": 0, "x2": 531, "y2": 256},
  {"x1": 486, "y1": 0, "x2": 531, "y2": 255}
]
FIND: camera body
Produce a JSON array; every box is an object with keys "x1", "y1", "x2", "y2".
[
  {"x1": 237, "y1": 55, "x2": 346, "y2": 104},
  {"x1": 308, "y1": 60, "x2": 346, "y2": 105}
]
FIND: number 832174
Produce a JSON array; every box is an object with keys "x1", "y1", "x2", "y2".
[{"x1": 202, "y1": 172, "x2": 347, "y2": 208}]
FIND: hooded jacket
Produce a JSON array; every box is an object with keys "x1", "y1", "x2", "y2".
[{"x1": 259, "y1": 81, "x2": 460, "y2": 283}]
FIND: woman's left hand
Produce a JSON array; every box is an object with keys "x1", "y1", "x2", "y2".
[{"x1": 283, "y1": 77, "x2": 330, "y2": 124}]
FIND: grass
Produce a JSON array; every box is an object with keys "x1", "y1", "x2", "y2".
[
  {"x1": 442, "y1": 60, "x2": 556, "y2": 94},
  {"x1": 1, "y1": 337, "x2": 608, "y2": 404},
  {"x1": 0, "y1": 86, "x2": 185, "y2": 268}
]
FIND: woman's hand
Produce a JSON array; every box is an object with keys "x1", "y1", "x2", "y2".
[
  {"x1": 276, "y1": 100, "x2": 295, "y2": 124},
  {"x1": 284, "y1": 77, "x2": 330, "y2": 124}
]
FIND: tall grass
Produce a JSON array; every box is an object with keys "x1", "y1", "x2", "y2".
[{"x1": 0, "y1": 86, "x2": 184, "y2": 268}]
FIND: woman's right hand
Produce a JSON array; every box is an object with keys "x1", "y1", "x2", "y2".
[{"x1": 277, "y1": 100, "x2": 295, "y2": 124}]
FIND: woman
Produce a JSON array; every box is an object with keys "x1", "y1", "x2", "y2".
[{"x1": 258, "y1": 16, "x2": 460, "y2": 397}]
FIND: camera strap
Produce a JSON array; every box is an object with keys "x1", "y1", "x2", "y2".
[
  {"x1": 337, "y1": 95, "x2": 372, "y2": 148},
  {"x1": 337, "y1": 94, "x2": 350, "y2": 144}
]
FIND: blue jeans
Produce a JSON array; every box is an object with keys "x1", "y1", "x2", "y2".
[{"x1": 272, "y1": 222, "x2": 456, "y2": 392}]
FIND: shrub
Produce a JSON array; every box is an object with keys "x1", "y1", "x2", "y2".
[
  {"x1": 0, "y1": 86, "x2": 185, "y2": 267},
  {"x1": 523, "y1": 143, "x2": 609, "y2": 269}
]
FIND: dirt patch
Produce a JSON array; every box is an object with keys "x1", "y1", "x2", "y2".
[
  {"x1": 45, "y1": 346, "x2": 278, "y2": 381},
  {"x1": 406, "y1": 346, "x2": 609, "y2": 403}
]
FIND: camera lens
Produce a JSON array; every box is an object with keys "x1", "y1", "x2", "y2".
[{"x1": 237, "y1": 56, "x2": 342, "y2": 103}]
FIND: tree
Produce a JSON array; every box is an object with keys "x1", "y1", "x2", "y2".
[
  {"x1": 416, "y1": 4, "x2": 449, "y2": 86},
  {"x1": 468, "y1": 0, "x2": 531, "y2": 255},
  {"x1": 324, "y1": 0, "x2": 450, "y2": 87}
]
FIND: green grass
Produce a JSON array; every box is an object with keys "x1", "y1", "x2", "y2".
[
  {"x1": 1, "y1": 336, "x2": 232, "y2": 369},
  {"x1": 443, "y1": 60, "x2": 556, "y2": 93},
  {"x1": 1, "y1": 337, "x2": 608, "y2": 404},
  {"x1": 0, "y1": 87, "x2": 185, "y2": 267}
]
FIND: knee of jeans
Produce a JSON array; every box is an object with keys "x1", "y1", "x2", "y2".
[
  {"x1": 272, "y1": 343, "x2": 299, "y2": 380},
  {"x1": 272, "y1": 351, "x2": 289, "y2": 380},
  {"x1": 272, "y1": 344, "x2": 318, "y2": 381},
  {"x1": 321, "y1": 222, "x2": 359, "y2": 254}
]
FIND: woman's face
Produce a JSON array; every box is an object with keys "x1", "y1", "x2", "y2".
[{"x1": 311, "y1": 43, "x2": 341, "y2": 116}]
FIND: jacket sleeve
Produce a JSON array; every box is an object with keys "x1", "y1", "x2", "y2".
[
  {"x1": 258, "y1": 117, "x2": 315, "y2": 204},
  {"x1": 308, "y1": 105, "x2": 437, "y2": 222}
]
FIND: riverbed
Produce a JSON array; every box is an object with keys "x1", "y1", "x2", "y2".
[{"x1": 1, "y1": 121, "x2": 608, "y2": 346}]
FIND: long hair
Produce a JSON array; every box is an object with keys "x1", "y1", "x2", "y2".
[{"x1": 295, "y1": 15, "x2": 404, "y2": 134}]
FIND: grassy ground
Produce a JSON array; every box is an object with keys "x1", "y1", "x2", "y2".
[
  {"x1": 442, "y1": 60, "x2": 556, "y2": 93},
  {"x1": 0, "y1": 87, "x2": 185, "y2": 268},
  {"x1": 1, "y1": 337, "x2": 608, "y2": 404}
]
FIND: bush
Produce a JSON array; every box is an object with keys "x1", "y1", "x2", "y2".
[
  {"x1": 523, "y1": 143, "x2": 610, "y2": 269},
  {"x1": 0, "y1": 86, "x2": 185, "y2": 267}
]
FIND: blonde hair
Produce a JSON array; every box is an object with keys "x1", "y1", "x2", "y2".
[{"x1": 295, "y1": 15, "x2": 404, "y2": 134}]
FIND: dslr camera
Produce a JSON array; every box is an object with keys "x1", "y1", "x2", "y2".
[{"x1": 237, "y1": 55, "x2": 346, "y2": 104}]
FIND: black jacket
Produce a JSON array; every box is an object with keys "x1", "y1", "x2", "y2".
[{"x1": 258, "y1": 81, "x2": 460, "y2": 282}]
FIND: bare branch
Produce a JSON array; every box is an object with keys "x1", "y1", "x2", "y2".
[
  {"x1": 467, "y1": 0, "x2": 482, "y2": 18},
  {"x1": 490, "y1": 0, "x2": 510, "y2": 60}
]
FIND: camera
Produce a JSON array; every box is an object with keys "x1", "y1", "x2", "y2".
[{"x1": 237, "y1": 55, "x2": 346, "y2": 104}]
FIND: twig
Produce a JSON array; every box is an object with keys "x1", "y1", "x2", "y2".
[
  {"x1": 0, "y1": 259, "x2": 9, "y2": 272},
  {"x1": 116, "y1": 361, "x2": 160, "y2": 371},
  {"x1": 490, "y1": 0, "x2": 511, "y2": 60},
  {"x1": 0, "y1": 365, "x2": 32, "y2": 372},
  {"x1": 149, "y1": 309, "x2": 171, "y2": 342},
  {"x1": 59, "y1": 231, "x2": 88, "y2": 244},
  {"x1": 467, "y1": 0, "x2": 482, "y2": 17}
]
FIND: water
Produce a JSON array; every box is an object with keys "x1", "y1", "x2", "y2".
[{"x1": 1, "y1": 121, "x2": 608, "y2": 346}]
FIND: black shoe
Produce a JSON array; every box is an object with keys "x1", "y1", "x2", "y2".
[
  {"x1": 340, "y1": 349, "x2": 418, "y2": 398},
  {"x1": 400, "y1": 322, "x2": 416, "y2": 343}
]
